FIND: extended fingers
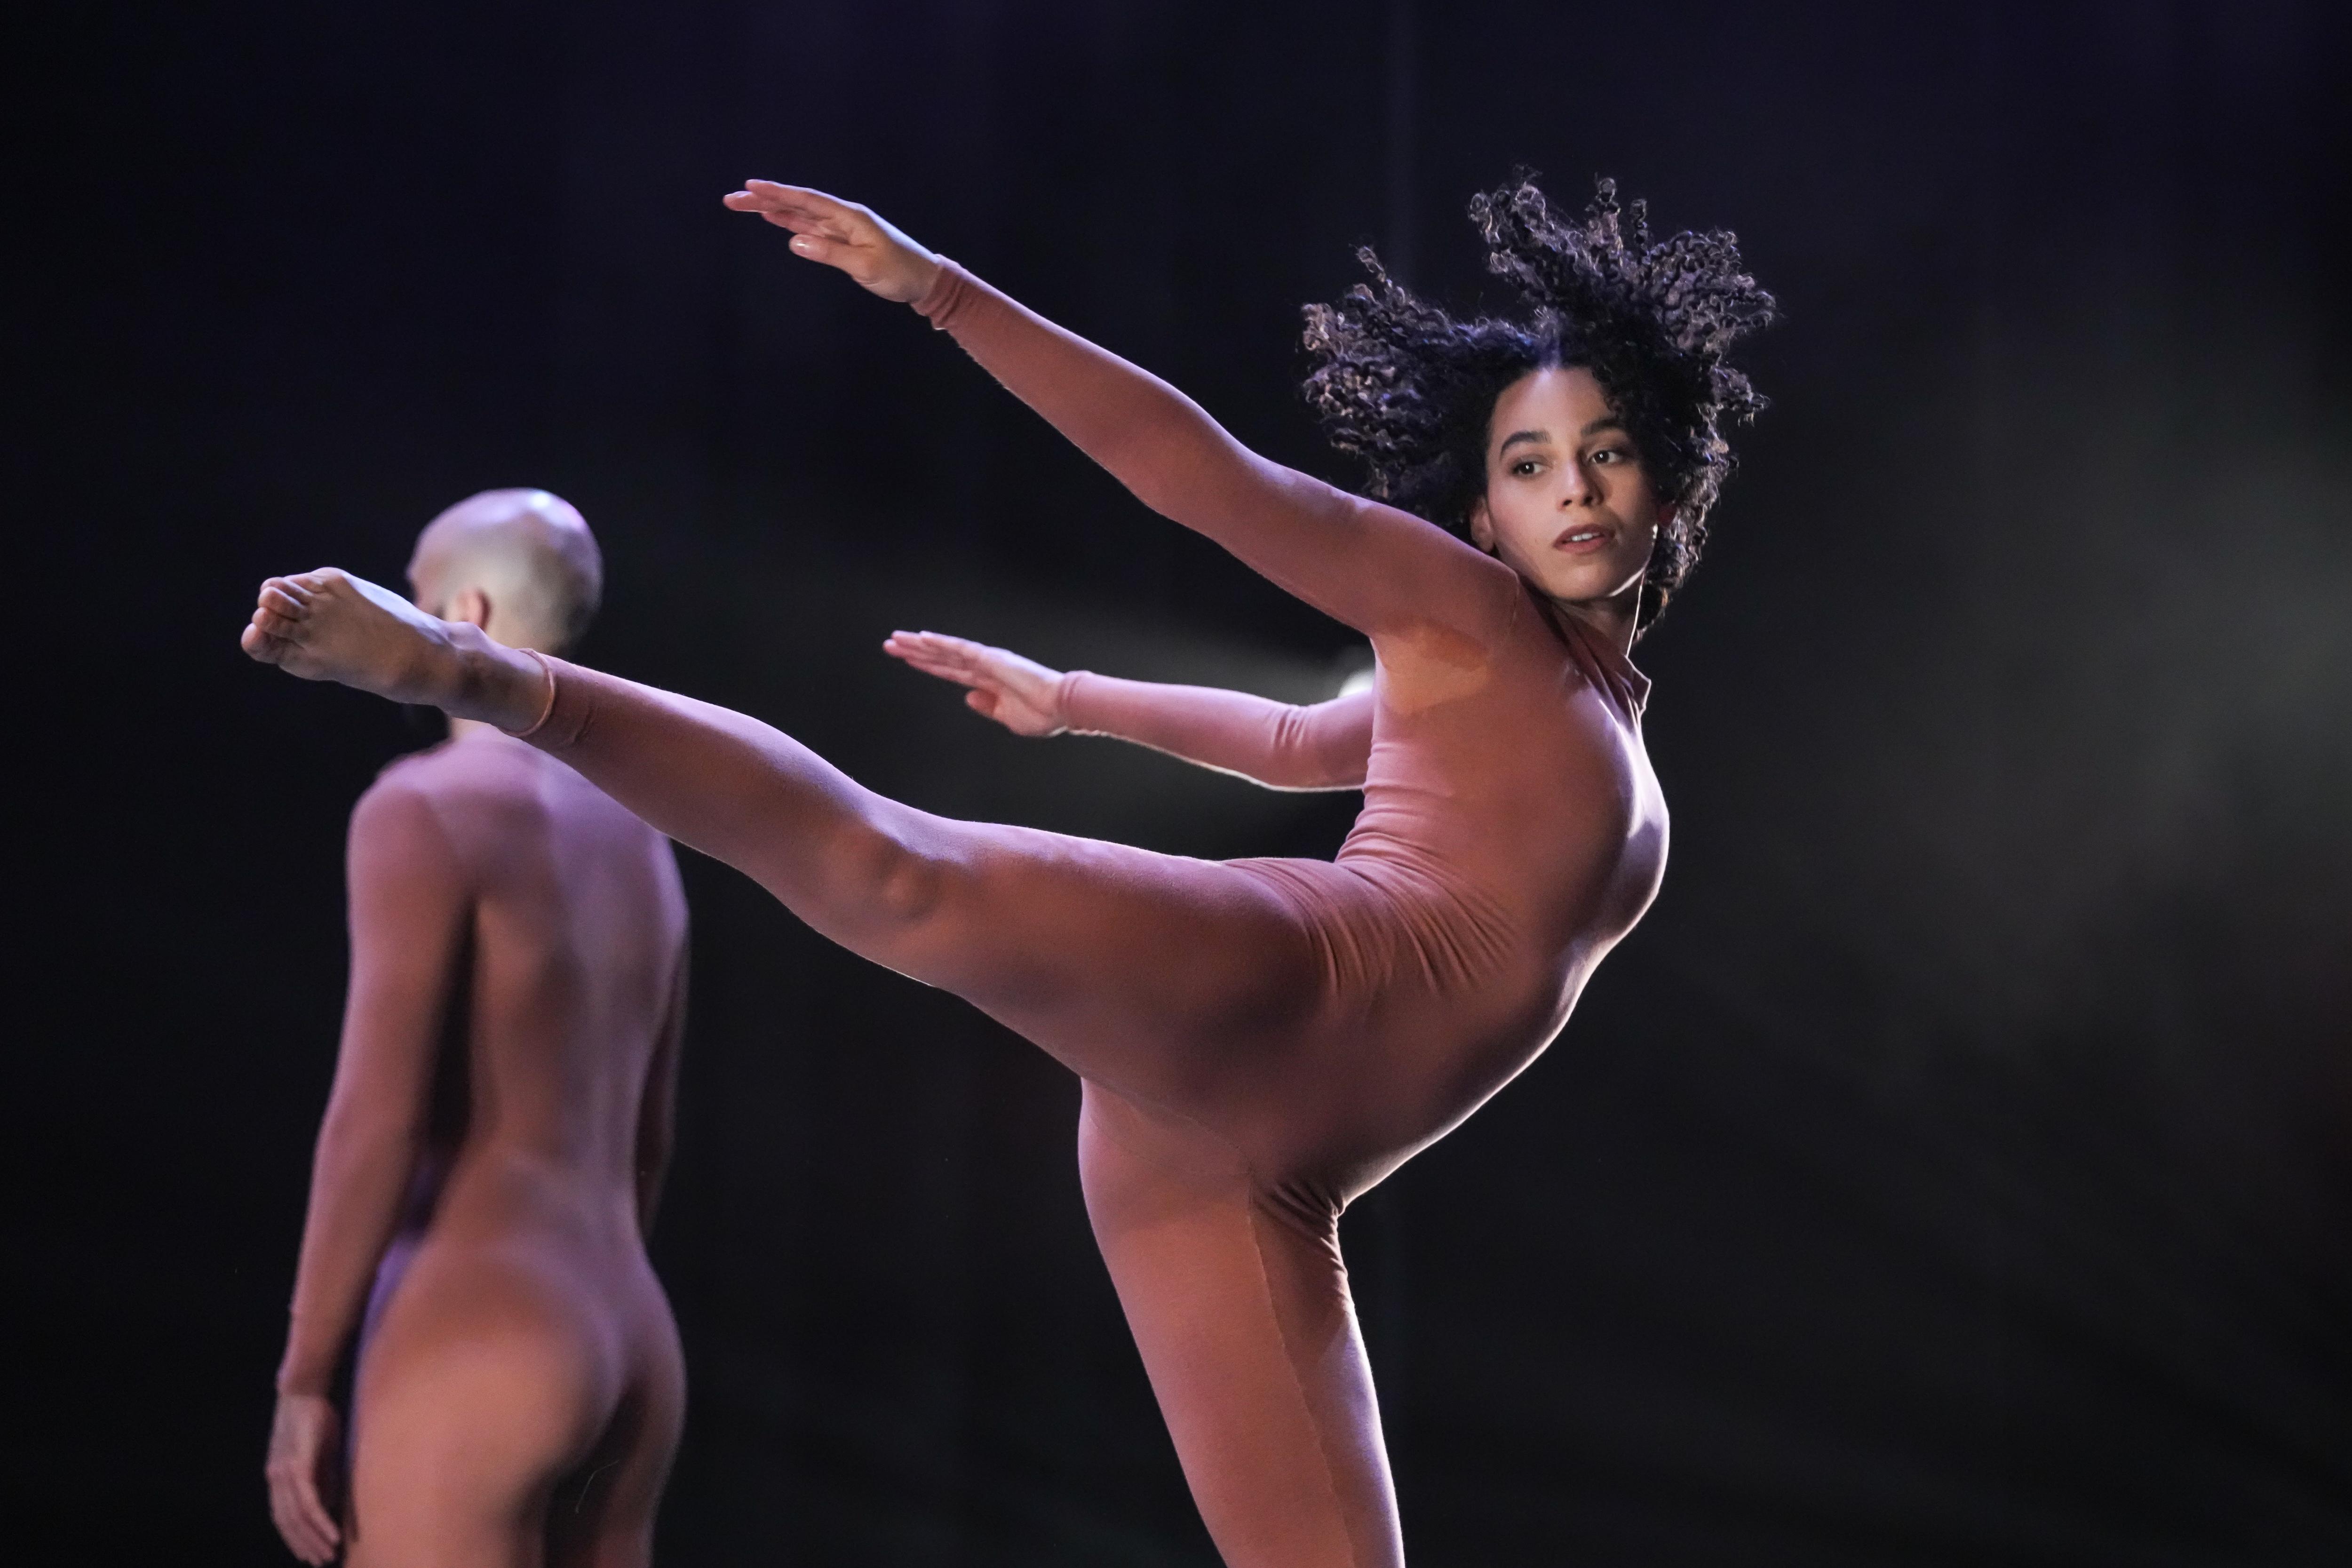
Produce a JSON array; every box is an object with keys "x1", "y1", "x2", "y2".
[
  {"x1": 884, "y1": 629, "x2": 967, "y2": 657},
  {"x1": 296, "y1": 1483, "x2": 341, "y2": 1560},
  {"x1": 786, "y1": 232, "x2": 852, "y2": 268},
  {"x1": 906, "y1": 630, "x2": 988, "y2": 663},
  {"x1": 885, "y1": 632, "x2": 991, "y2": 685},
  {"x1": 267, "y1": 1470, "x2": 338, "y2": 1563},
  {"x1": 724, "y1": 180, "x2": 860, "y2": 235},
  {"x1": 895, "y1": 652, "x2": 981, "y2": 685},
  {"x1": 734, "y1": 178, "x2": 851, "y2": 215}
]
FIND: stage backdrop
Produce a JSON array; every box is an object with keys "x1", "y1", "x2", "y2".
[{"x1": 24, "y1": 1, "x2": 2352, "y2": 1562}]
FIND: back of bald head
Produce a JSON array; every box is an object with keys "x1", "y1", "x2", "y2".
[{"x1": 408, "y1": 489, "x2": 604, "y2": 655}]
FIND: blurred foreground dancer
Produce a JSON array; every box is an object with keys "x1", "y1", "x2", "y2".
[
  {"x1": 263, "y1": 491, "x2": 690, "y2": 1567},
  {"x1": 243, "y1": 177, "x2": 1771, "y2": 1567}
]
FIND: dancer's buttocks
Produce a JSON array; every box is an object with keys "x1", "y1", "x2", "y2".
[
  {"x1": 1182, "y1": 824, "x2": 1647, "y2": 1203},
  {"x1": 354, "y1": 1171, "x2": 681, "y2": 1502},
  {"x1": 364, "y1": 1145, "x2": 673, "y2": 1366}
]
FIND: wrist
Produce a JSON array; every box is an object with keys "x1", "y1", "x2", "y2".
[
  {"x1": 911, "y1": 255, "x2": 960, "y2": 319},
  {"x1": 275, "y1": 1368, "x2": 334, "y2": 1400},
  {"x1": 276, "y1": 1337, "x2": 338, "y2": 1399},
  {"x1": 1053, "y1": 670, "x2": 1089, "y2": 735},
  {"x1": 909, "y1": 252, "x2": 944, "y2": 302}
]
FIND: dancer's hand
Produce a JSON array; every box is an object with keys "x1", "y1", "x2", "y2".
[
  {"x1": 724, "y1": 180, "x2": 942, "y2": 303},
  {"x1": 265, "y1": 1391, "x2": 343, "y2": 1565},
  {"x1": 884, "y1": 630, "x2": 1066, "y2": 737}
]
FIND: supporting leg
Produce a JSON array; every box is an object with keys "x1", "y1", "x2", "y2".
[
  {"x1": 544, "y1": 1302, "x2": 687, "y2": 1568},
  {"x1": 1079, "y1": 1082, "x2": 1404, "y2": 1568},
  {"x1": 343, "y1": 1249, "x2": 621, "y2": 1568}
]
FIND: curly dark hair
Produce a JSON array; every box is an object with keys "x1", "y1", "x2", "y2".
[{"x1": 1302, "y1": 174, "x2": 1777, "y2": 631}]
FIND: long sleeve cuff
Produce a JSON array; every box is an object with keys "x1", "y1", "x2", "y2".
[
  {"x1": 1056, "y1": 669, "x2": 1105, "y2": 735},
  {"x1": 509, "y1": 654, "x2": 602, "y2": 753},
  {"x1": 913, "y1": 258, "x2": 975, "y2": 331}
]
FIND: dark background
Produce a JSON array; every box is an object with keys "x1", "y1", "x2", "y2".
[{"x1": 20, "y1": 1, "x2": 2352, "y2": 1562}]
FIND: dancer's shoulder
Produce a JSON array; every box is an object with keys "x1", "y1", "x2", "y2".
[
  {"x1": 355, "y1": 737, "x2": 549, "y2": 838},
  {"x1": 1343, "y1": 497, "x2": 1531, "y2": 654}
]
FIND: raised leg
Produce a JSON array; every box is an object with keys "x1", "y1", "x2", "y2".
[
  {"x1": 1079, "y1": 1082, "x2": 1404, "y2": 1568},
  {"x1": 241, "y1": 569, "x2": 548, "y2": 726},
  {"x1": 518, "y1": 659, "x2": 1322, "y2": 1102},
  {"x1": 242, "y1": 573, "x2": 1325, "y2": 1116}
]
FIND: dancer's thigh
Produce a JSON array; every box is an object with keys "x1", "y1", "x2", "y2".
[
  {"x1": 1078, "y1": 1083, "x2": 1403, "y2": 1568},
  {"x1": 885, "y1": 820, "x2": 1325, "y2": 1106},
  {"x1": 527, "y1": 665, "x2": 1330, "y2": 1113},
  {"x1": 345, "y1": 1247, "x2": 621, "y2": 1568}
]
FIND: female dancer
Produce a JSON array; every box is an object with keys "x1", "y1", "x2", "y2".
[{"x1": 243, "y1": 175, "x2": 1772, "y2": 1568}]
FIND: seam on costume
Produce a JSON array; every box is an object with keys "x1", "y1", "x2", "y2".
[
  {"x1": 1079, "y1": 1088, "x2": 1245, "y2": 1181},
  {"x1": 505, "y1": 649, "x2": 559, "y2": 740},
  {"x1": 1054, "y1": 669, "x2": 1089, "y2": 735},
  {"x1": 915, "y1": 257, "x2": 963, "y2": 328},
  {"x1": 1243, "y1": 1194, "x2": 1368, "y2": 1568},
  {"x1": 1077, "y1": 1088, "x2": 1367, "y2": 1563},
  {"x1": 1077, "y1": 1090, "x2": 1367, "y2": 1562},
  {"x1": 1224, "y1": 857, "x2": 1351, "y2": 1003}
]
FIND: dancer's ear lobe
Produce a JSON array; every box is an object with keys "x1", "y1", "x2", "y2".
[{"x1": 1468, "y1": 499, "x2": 1497, "y2": 553}]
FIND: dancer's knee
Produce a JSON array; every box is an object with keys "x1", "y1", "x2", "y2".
[{"x1": 803, "y1": 804, "x2": 967, "y2": 950}]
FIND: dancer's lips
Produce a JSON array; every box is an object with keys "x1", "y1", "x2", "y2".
[{"x1": 1552, "y1": 521, "x2": 1617, "y2": 555}]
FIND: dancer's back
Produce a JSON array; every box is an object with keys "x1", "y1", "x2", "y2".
[
  {"x1": 369, "y1": 731, "x2": 685, "y2": 1246},
  {"x1": 263, "y1": 486, "x2": 691, "y2": 1568},
  {"x1": 336, "y1": 731, "x2": 688, "y2": 1566}
]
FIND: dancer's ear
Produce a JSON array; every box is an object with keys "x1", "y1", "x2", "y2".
[
  {"x1": 1468, "y1": 498, "x2": 1498, "y2": 554},
  {"x1": 445, "y1": 586, "x2": 493, "y2": 633}
]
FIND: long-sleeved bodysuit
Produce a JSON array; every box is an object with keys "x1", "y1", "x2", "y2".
[{"x1": 509, "y1": 264, "x2": 1667, "y2": 1568}]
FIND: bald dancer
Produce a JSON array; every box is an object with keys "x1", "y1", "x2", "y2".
[{"x1": 263, "y1": 491, "x2": 691, "y2": 1568}]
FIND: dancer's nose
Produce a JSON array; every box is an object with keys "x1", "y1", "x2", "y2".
[{"x1": 1558, "y1": 458, "x2": 1595, "y2": 506}]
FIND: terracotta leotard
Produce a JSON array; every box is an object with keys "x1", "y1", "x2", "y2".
[{"x1": 507, "y1": 263, "x2": 1667, "y2": 1568}]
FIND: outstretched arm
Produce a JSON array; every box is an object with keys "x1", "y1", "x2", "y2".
[
  {"x1": 885, "y1": 630, "x2": 1374, "y2": 790},
  {"x1": 727, "y1": 182, "x2": 1514, "y2": 641},
  {"x1": 268, "y1": 781, "x2": 467, "y2": 1565}
]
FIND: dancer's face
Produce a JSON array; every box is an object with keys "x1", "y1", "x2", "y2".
[{"x1": 1470, "y1": 366, "x2": 1669, "y2": 615}]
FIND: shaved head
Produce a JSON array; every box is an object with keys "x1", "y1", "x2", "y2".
[{"x1": 407, "y1": 489, "x2": 603, "y2": 654}]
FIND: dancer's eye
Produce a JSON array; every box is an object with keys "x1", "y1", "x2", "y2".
[
  {"x1": 1510, "y1": 458, "x2": 1543, "y2": 477},
  {"x1": 1589, "y1": 446, "x2": 1628, "y2": 466}
]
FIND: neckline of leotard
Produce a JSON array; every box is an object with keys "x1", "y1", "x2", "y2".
[{"x1": 1530, "y1": 587, "x2": 1651, "y2": 724}]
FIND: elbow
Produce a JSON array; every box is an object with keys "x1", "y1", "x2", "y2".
[
  {"x1": 1314, "y1": 746, "x2": 1370, "y2": 791},
  {"x1": 312, "y1": 1104, "x2": 427, "y2": 1179},
  {"x1": 1099, "y1": 426, "x2": 1252, "y2": 524},
  {"x1": 1264, "y1": 707, "x2": 1367, "y2": 791}
]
